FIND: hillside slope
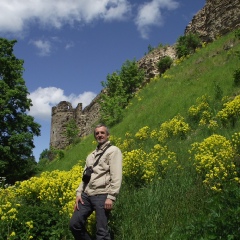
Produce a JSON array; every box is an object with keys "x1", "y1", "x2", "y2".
[
  {"x1": 44, "y1": 31, "x2": 240, "y2": 171},
  {"x1": 41, "y1": 31, "x2": 240, "y2": 239}
]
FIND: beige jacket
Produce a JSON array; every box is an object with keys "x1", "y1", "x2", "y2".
[{"x1": 76, "y1": 141, "x2": 122, "y2": 201}]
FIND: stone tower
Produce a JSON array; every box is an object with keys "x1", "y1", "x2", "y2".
[{"x1": 50, "y1": 101, "x2": 83, "y2": 149}]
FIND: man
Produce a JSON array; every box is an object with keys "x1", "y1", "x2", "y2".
[{"x1": 69, "y1": 124, "x2": 122, "y2": 240}]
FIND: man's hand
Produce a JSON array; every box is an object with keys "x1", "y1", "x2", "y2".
[
  {"x1": 74, "y1": 195, "x2": 84, "y2": 211},
  {"x1": 104, "y1": 198, "x2": 113, "y2": 210}
]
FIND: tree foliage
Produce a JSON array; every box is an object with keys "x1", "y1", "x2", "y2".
[
  {"x1": 176, "y1": 33, "x2": 201, "y2": 58},
  {"x1": 157, "y1": 56, "x2": 173, "y2": 75},
  {"x1": 0, "y1": 38, "x2": 41, "y2": 184},
  {"x1": 39, "y1": 148, "x2": 50, "y2": 161},
  {"x1": 64, "y1": 119, "x2": 80, "y2": 145},
  {"x1": 99, "y1": 59, "x2": 145, "y2": 126}
]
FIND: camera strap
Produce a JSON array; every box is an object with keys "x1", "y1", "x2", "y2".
[{"x1": 93, "y1": 143, "x2": 112, "y2": 168}]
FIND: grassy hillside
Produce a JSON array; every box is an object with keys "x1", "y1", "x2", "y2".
[
  {"x1": 45, "y1": 31, "x2": 240, "y2": 171},
  {"x1": 40, "y1": 31, "x2": 240, "y2": 239}
]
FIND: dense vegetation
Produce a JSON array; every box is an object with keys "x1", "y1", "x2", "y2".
[
  {"x1": 1, "y1": 31, "x2": 240, "y2": 239},
  {"x1": 99, "y1": 59, "x2": 145, "y2": 126},
  {"x1": 0, "y1": 38, "x2": 41, "y2": 184}
]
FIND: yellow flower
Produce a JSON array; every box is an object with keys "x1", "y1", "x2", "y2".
[
  {"x1": 10, "y1": 232, "x2": 16, "y2": 237},
  {"x1": 26, "y1": 221, "x2": 34, "y2": 229}
]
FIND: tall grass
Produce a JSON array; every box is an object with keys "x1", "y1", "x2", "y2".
[{"x1": 110, "y1": 167, "x2": 206, "y2": 240}]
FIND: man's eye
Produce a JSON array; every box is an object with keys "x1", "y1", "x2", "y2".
[{"x1": 96, "y1": 131, "x2": 105, "y2": 135}]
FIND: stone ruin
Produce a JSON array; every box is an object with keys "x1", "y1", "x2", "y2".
[
  {"x1": 50, "y1": 94, "x2": 101, "y2": 149},
  {"x1": 50, "y1": 0, "x2": 240, "y2": 150}
]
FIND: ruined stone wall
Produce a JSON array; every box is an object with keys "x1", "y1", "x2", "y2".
[
  {"x1": 50, "y1": 0, "x2": 240, "y2": 150},
  {"x1": 50, "y1": 95, "x2": 102, "y2": 149},
  {"x1": 185, "y1": 0, "x2": 240, "y2": 42},
  {"x1": 50, "y1": 101, "x2": 79, "y2": 149},
  {"x1": 80, "y1": 93, "x2": 102, "y2": 137}
]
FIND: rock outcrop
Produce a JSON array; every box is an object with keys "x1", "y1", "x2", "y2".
[{"x1": 185, "y1": 0, "x2": 240, "y2": 42}]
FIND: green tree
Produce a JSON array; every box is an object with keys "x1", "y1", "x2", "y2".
[
  {"x1": 39, "y1": 148, "x2": 50, "y2": 161},
  {"x1": 176, "y1": 33, "x2": 201, "y2": 58},
  {"x1": 119, "y1": 59, "x2": 145, "y2": 100},
  {"x1": 99, "y1": 59, "x2": 145, "y2": 126},
  {"x1": 0, "y1": 38, "x2": 41, "y2": 184},
  {"x1": 64, "y1": 119, "x2": 79, "y2": 145},
  {"x1": 100, "y1": 74, "x2": 128, "y2": 126}
]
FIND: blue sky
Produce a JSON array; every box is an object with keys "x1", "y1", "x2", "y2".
[{"x1": 0, "y1": 0, "x2": 206, "y2": 161}]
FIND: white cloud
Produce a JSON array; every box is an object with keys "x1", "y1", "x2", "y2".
[
  {"x1": 30, "y1": 40, "x2": 52, "y2": 56},
  {"x1": 0, "y1": 0, "x2": 132, "y2": 34},
  {"x1": 104, "y1": 0, "x2": 131, "y2": 21},
  {"x1": 135, "y1": 0, "x2": 179, "y2": 39},
  {"x1": 28, "y1": 87, "x2": 97, "y2": 121}
]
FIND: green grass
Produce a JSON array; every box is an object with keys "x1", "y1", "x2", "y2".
[{"x1": 41, "y1": 31, "x2": 240, "y2": 239}]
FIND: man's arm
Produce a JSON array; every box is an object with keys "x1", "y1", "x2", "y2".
[{"x1": 107, "y1": 146, "x2": 123, "y2": 201}]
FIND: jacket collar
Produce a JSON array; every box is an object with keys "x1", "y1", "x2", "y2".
[{"x1": 96, "y1": 140, "x2": 111, "y2": 151}]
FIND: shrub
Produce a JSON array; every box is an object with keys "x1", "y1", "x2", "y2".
[
  {"x1": 176, "y1": 33, "x2": 201, "y2": 58},
  {"x1": 151, "y1": 114, "x2": 191, "y2": 143},
  {"x1": 135, "y1": 126, "x2": 151, "y2": 140},
  {"x1": 188, "y1": 95, "x2": 212, "y2": 125},
  {"x1": 123, "y1": 144, "x2": 177, "y2": 187},
  {"x1": 47, "y1": 148, "x2": 65, "y2": 161},
  {"x1": 0, "y1": 165, "x2": 96, "y2": 239},
  {"x1": 233, "y1": 68, "x2": 240, "y2": 86},
  {"x1": 217, "y1": 95, "x2": 240, "y2": 127},
  {"x1": 235, "y1": 28, "x2": 240, "y2": 39},
  {"x1": 37, "y1": 158, "x2": 49, "y2": 171},
  {"x1": 189, "y1": 134, "x2": 238, "y2": 191},
  {"x1": 157, "y1": 56, "x2": 173, "y2": 75},
  {"x1": 12, "y1": 203, "x2": 72, "y2": 240}
]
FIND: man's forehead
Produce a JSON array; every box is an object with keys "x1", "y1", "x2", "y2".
[{"x1": 95, "y1": 126, "x2": 106, "y2": 132}]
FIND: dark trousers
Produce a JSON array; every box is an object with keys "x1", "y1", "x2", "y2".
[{"x1": 69, "y1": 193, "x2": 111, "y2": 240}]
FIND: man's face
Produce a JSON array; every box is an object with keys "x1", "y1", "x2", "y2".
[{"x1": 94, "y1": 126, "x2": 109, "y2": 145}]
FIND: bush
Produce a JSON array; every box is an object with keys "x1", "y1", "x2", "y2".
[
  {"x1": 157, "y1": 56, "x2": 173, "y2": 75},
  {"x1": 176, "y1": 33, "x2": 201, "y2": 58},
  {"x1": 151, "y1": 114, "x2": 191, "y2": 142},
  {"x1": 0, "y1": 165, "x2": 87, "y2": 239},
  {"x1": 37, "y1": 158, "x2": 49, "y2": 171},
  {"x1": 189, "y1": 134, "x2": 238, "y2": 191},
  {"x1": 235, "y1": 28, "x2": 240, "y2": 39},
  {"x1": 233, "y1": 68, "x2": 240, "y2": 86},
  {"x1": 187, "y1": 95, "x2": 213, "y2": 126},
  {"x1": 13, "y1": 203, "x2": 72, "y2": 240},
  {"x1": 217, "y1": 95, "x2": 240, "y2": 127}
]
